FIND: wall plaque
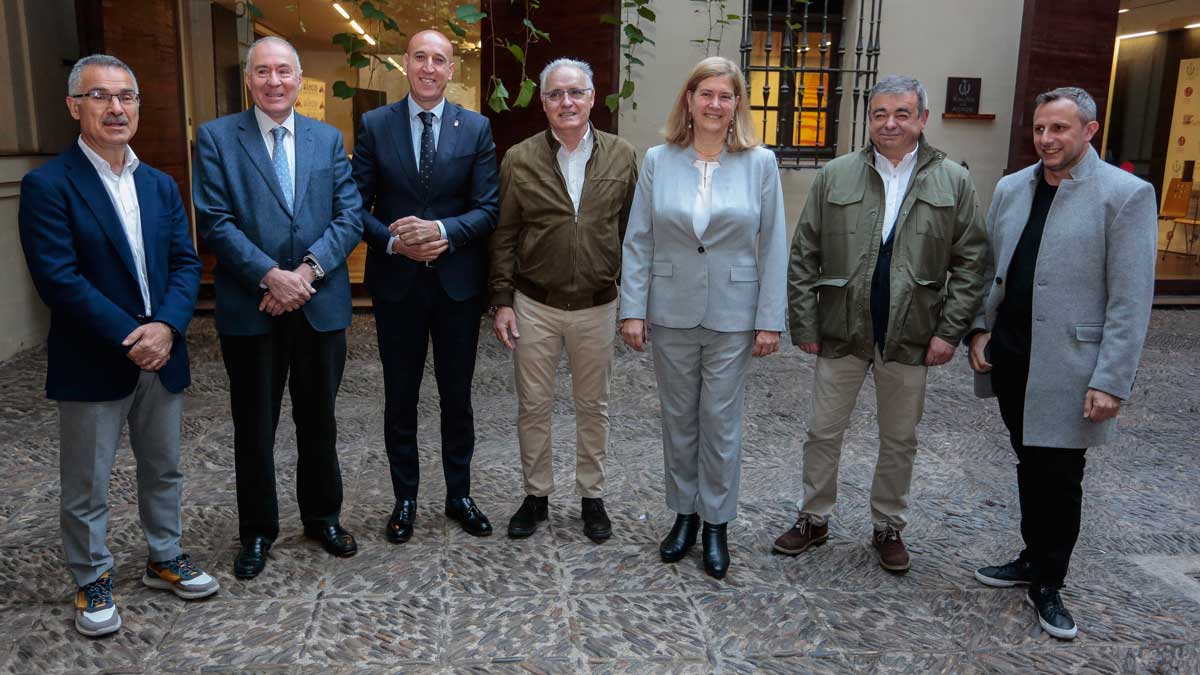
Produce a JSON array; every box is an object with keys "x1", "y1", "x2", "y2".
[{"x1": 946, "y1": 77, "x2": 982, "y2": 115}]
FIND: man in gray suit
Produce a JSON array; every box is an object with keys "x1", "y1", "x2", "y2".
[{"x1": 968, "y1": 87, "x2": 1156, "y2": 640}]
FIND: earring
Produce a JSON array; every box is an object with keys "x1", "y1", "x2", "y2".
[
  {"x1": 687, "y1": 119, "x2": 693, "y2": 129},
  {"x1": 727, "y1": 124, "x2": 733, "y2": 135}
]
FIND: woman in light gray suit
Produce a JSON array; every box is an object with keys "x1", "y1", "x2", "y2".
[{"x1": 620, "y1": 57, "x2": 787, "y2": 579}]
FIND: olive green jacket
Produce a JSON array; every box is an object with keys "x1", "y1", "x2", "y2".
[
  {"x1": 787, "y1": 136, "x2": 988, "y2": 365},
  {"x1": 489, "y1": 127, "x2": 638, "y2": 310}
]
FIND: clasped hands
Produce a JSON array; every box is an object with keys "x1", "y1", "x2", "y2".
[
  {"x1": 122, "y1": 321, "x2": 174, "y2": 372},
  {"x1": 389, "y1": 216, "x2": 447, "y2": 262},
  {"x1": 260, "y1": 265, "x2": 317, "y2": 316}
]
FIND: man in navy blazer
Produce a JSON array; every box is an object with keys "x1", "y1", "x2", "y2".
[
  {"x1": 352, "y1": 29, "x2": 500, "y2": 543},
  {"x1": 19, "y1": 54, "x2": 216, "y2": 637},
  {"x1": 193, "y1": 37, "x2": 363, "y2": 578}
]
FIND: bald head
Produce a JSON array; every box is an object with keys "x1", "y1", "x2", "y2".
[{"x1": 404, "y1": 30, "x2": 455, "y2": 109}]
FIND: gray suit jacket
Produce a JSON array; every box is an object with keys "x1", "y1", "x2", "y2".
[
  {"x1": 620, "y1": 143, "x2": 787, "y2": 332},
  {"x1": 973, "y1": 146, "x2": 1157, "y2": 448}
]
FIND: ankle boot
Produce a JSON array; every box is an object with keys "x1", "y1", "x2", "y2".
[
  {"x1": 702, "y1": 521, "x2": 729, "y2": 579},
  {"x1": 659, "y1": 513, "x2": 700, "y2": 563}
]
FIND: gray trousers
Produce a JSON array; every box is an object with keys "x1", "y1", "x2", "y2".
[
  {"x1": 651, "y1": 325, "x2": 753, "y2": 524},
  {"x1": 59, "y1": 371, "x2": 184, "y2": 587}
]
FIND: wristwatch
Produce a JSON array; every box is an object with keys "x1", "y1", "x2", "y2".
[{"x1": 302, "y1": 254, "x2": 325, "y2": 281}]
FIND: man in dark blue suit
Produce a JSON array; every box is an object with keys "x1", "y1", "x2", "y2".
[
  {"x1": 19, "y1": 54, "x2": 216, "y2": 637},
  {"x1": 193, "y1": 37, "x2": 363, "y2": 578},
  {"x1": 352, "y1": 29, "x2": 500, "y2": 543}
]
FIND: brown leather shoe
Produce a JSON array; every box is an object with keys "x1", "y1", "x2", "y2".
[
  {"x1": 772, "y1": 515, "x2": 829, "y2": 555},
  {"x1": 872, "y1": 526, "x2": 910, "y2": 572}
]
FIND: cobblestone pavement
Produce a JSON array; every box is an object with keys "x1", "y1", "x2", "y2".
[{"x1": 0, "y1": 309, "x2": 1197, "y2": 674}]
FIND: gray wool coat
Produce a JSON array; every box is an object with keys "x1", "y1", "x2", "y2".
[{"x1": 973, "y1": 146, "x2": 1157, "y2": 449}]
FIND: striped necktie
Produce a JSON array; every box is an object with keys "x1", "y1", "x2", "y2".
[{"x1": 271, "y1": 126, "x2": 293, "y2": 212}]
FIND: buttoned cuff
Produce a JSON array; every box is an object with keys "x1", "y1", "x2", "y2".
[
  {"x1": 436, "y1": 220, "x2": 447, "y2": 240},
  {"x1": 386, "y1": 234, "x2": 399, "y2": 254}
]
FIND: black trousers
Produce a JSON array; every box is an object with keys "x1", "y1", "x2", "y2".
[
  {"x1": 220, "y1": 312, "x2": 346, "y2": 543},
  {"x1": 373, "y1": 266, "x2": 482, "y2": 501},
  {"x1": 990, "y1": 349, "x2": 1087, "y2": 589}
]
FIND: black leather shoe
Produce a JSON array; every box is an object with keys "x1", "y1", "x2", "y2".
[
  {"x1": 1026, "y1": 585, "x2": 1078, "y2": 640},
  {"x1": 507, "y1": 495, "x2": 548, "y2": 538},
  {"x1": 581, "y1": 497, "x2": 612, "y2": 543},
  {"x1": 659, "y1": 513, "x2": 700, "y2": 563},
  {"x1": 445, "y1": 497, "x2": 493, "y2": 537},
  {"x1": 234, "y1": 536, "x2": 272, "y2": 579},
  {"x1": 386, "y1": 500, "x2": 417, "y2": 544},
  {"x1": 304, "y1": 523, "x2": 358, "y2": 558},
  {"x1": 702, "y1": 521, "x2": 730, "y2": 579},
  {"x1": 975, "y1": 557, "x2": 1035, "y2": 588}
]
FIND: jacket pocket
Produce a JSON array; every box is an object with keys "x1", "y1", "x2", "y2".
[
  {"x1": 652, "y1": 261, "x2": 674, "y2": 277},
  {"x1": 913, "y1": 187, "x2": 955, "y2": 239},
  {"x1": 815, "y1": 277, "x2": 850, "y2": 341},
  {"x1": 825, "y1": 183, "x2": 863, "y2": 235},
  {"x1": 1075, "y1": 323, "x2": 1103, "y2": 342},
  {"x1": 730, "y1": 266, "x2": 758, "y2": 282}
]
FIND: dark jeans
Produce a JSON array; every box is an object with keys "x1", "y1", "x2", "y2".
[
  {"x1": 373, "y1": 266, "x2": 483, "y2": 502},
  {"x1": 220, "y1": 312, "x2": 346, "y2": 543},
  {"x1": 991, "y1": 349, "x2": 1087, "y2": 588}
]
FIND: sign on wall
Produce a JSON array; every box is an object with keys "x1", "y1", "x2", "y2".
[{"x1": 295, "y1": 78, "x2": 326, "y2": 121}]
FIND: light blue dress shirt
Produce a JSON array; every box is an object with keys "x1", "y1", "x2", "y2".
[{"x1": 387, "y1": 97, "x2": 448, "y2": 254}]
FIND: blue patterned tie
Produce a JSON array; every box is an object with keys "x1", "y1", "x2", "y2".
[
  {"x1": 271, "y1": 126, "x2": 293, "y2": 212},
  {"x1": 418, "y1": 111, "x2": 435, "y2": 192}
]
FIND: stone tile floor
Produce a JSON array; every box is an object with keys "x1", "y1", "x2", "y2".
[{"x1": 0, "y1": 309, "x2": 1197, "y2": 674}]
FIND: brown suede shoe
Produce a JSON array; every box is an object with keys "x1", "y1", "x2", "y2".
[
  {"x1": 772, "y1": 515, "x2": 829, "y2": 555},
  {"x1": 872, "y1": 526, "x2": 911, "y2": 572}
]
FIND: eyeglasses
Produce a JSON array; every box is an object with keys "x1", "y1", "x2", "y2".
[
  {"x1": 71, "y1": 90, "x2": 141, "y2": 106},
  {"x1": 541, "y1": 88, "x2": 593, "y2": 103}
]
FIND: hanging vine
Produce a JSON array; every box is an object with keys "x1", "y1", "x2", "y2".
[{"x1": 603, "y1": 0, "x2": 656, "y2": 113}]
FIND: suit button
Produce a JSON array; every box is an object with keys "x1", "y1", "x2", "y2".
[
  {"x1": 995, "y1": 276, "x2": 1003, "y2": 285},
  {"x1": 1037, "y1": 280, "x2": 1047, "y2": 286},
  {"x1": 1036, "y1": 316, "x2": 1045, "y2": 322},
  {"x1": 698, "y1": 246, "x2": 705, "y2": 253}
]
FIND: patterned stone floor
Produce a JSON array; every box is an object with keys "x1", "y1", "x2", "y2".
[{"x1": 0, "y1": 309, "x2": 1197, "y2": 674}]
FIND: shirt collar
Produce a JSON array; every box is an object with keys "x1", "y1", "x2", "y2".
[
  {"x1": 409, "y1": 96, "x2": 446, "y2": 122},
  {"x1": 77, "y1": 135, "x2": 139, "y2": 176},
  {"x1": 874, "y1": 145, "x2": 918, "y2": 175},
  {"x1": 254, "y1": 106, "x2": 295, "y2": 137},
  {"x1": 552, "y1": 124, "x2": 593, "y2": 155}
]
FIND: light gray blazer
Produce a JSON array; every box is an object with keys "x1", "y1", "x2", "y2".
[
  {"x1": 973, "y1": 146, "x2": 1157, "y2": 448},
  {"x1": 620, "y1": 143, "x2": 787, "y2": 332}
]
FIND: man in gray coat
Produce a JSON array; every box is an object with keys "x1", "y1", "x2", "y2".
[{"x1": 967, "y1": 87, "x2": 1157, "y2": 641}]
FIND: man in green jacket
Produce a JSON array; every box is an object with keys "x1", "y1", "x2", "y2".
[
  {"x1": 773, "y1": 75, "x2": 988, "y2": 571},
  {"x1": 488, "y1": 58, "x2": 638, "y2": 542}
]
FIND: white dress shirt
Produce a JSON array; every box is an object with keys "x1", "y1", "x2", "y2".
[
  {"x1": 552, "y1": 125, "x2": 593, "y2": 215},
  {"x1": 874, "y1": 145, "x2": 918, "y2": 242},
  {"x1": 691, "y1": 159, "x2": 719, "y2": 240},
  {"x1": 254, "y1": 106, "x2": 295, "y2": 190},
  {"x1": 387, "y1": 97, "x2": 448, "y2": 255},
  {"x1": 77, "y1": 136, "x2": 151, "y2": 315}
]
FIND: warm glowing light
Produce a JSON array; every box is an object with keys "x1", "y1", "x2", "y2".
[
  {"x1": 350, "y1": 20, "x2": 365, "y2": 35},
  {"x1": 364, "y1": 34, "x2": 376, "y2": 46},
  {"x1": 333, "y1": 3, "x2": 350, "y2": 19},
  {"x1": 1187, "y1": 23, "x2": 1200, "y2": 29},
  {"x1": 1117, "y1": 30, "x2": 1157, "y2": 39},
  {"x1": 1118, "y1": 8, "x2": 1129, "y2": 13}
]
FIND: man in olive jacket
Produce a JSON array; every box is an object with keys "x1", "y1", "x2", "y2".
[
  {"x1": 489, "y1": 58, "x2": 638, "y2": 542},
  {"x1": 773, "y1": 76, "x2": 988, "y2": 571}
]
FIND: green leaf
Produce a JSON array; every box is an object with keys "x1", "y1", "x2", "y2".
[
  {"x1": 349, "y1": 52, "x2": 370, "y2": 69},
  {"x1": 446, "y1": 18, "x2": 466, "y2": 37},
  {"x1": 637, "y1": 6, "x2": 656, "y2": 21},
  {"x1": 727, "y1": 14, "x2": 742, "y2": 20},
  {"x1": 382, "y1": 58, "x2": 396, "y2": 71},
  {"x1": 625, "y1": 54, "x2": 644, "y2": 66},
  {"x1": 623, "y1": 24, "x2": 653, "y2": 45},
  {"x1": 488, "y1": 79, "x2": 510, "y2": 113},
  {"x1": 361, "y1": 1, "x2": 388, "y2": 21},
  {"x1": 332, "y1": 81, "x2": 356, "y2": 99},
  {"x1": 455, "y1": 4, "x2": 487, "y2": 23},
  {"x1": 383, "y1": 18, "x2": 401, "y2": 32},
  {"x1": 599, "y1": 13, "x2": 621, "y2": 25},
  {"x1": 523, "y1": 18, "x2": 551, "y2": 42},
  {"x1": 514, "y1": 77, "x2": 537, "y2": 108},
  {"x1": 605, "y1": 92, "x2": 620, "y2": 113},
  {"x1": 332, "y1": 33, "x2": 367, "y2": 53},
  {"x1": 244, "y1": 1, "x2": 263, "y2": 19},
  {"x1": 620, "y1": 79, "x2": 635, "y2": 99},
  {"x1": 504, "y1": 41, "x2": 525, "y2": 64}
]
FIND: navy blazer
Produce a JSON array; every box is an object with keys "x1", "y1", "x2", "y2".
[
  {"x1": 193, "y1": 109, "x2": 363, "y2": 336},
  {"x1": 352, "y1": 97, "x2": 500, "y2": 302},
  {"x1": 18, "y1": 143, "x2": 201, "y2": 402}
]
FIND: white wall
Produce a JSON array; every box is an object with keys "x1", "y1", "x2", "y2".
[{"x1": 619, "y1": 0, "x2": 1024, "y2": 228}]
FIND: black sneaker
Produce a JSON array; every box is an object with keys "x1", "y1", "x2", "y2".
[
  {"x1": 507, "y1": 495, "x2": 548, "y2": 538},
  {"x1": 1026, "y1": 585, "x2": 1078, "y2": 640},
  {"x1": 975, "y1": 558, "x2": 1035, "y2": 588}
]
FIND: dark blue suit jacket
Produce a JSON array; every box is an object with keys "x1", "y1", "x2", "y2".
[
  {"x1": 193, "y1": 109, "x2": 363, "y2": 336},
  {"x1": 18, "y1": 142, "x2": 201, "y2": 402},
  {"x1": 352, "y1": 97, "x2": 499, "y2": 301}
]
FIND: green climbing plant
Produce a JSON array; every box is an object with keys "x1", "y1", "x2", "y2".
[{"x1": 603, "y1": 0, "x2": 657, "y2": 113}]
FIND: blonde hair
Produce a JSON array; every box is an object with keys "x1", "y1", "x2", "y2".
[{"x1": 663, "y1": 57, "x2": 759, "y2": 152}]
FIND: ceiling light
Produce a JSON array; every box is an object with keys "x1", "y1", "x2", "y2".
[
  {"x1": 387, "y1": 57, "x2": 400, "y2": 68},
  {"x1": 333, "y1": 3, "x2": 350, "y2": 19},
  {"x1": 1118, "y1": 8, "x2": 1129, "y2": 13},
  {"x1": 364, "y1": 34, "x2": 376, "y2": 46},
  {"x1": 350, "y1": 20, "x2": 365, "y2": 35},
  {"x1": 1188, "y1": 23, "x2": 1200, "y2": 29},
  {"x1": 1118, "y1": 30, "x2": 1157, "y2": 39}
]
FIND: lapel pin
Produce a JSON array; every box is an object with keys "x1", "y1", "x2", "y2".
[{"x1": 454, "y1": 119, "x2": 460, "y2": 127}]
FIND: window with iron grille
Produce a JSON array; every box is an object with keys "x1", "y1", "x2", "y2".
[{"x1": 739, "y1": 0, "x2": 882, "y2": 168}]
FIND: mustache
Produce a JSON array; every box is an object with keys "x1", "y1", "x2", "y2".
[{"x1": 102, "y1": 115, "x2": 130, "y2": 125}]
